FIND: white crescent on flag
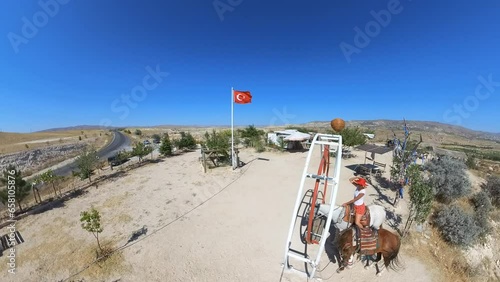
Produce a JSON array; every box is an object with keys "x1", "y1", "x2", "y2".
[{"x1": 236, "y1": 93, "x2": 244, "y2": 102}]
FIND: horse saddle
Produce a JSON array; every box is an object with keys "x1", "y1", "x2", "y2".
[
  {"x1": 342, "y1": 204, "x2": 371, "y2": 227},
  {"x1": 354, "y1": 226, "x2": 378, "y2": 256}
]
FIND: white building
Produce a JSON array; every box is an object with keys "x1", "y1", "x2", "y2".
[{"x1": 267, "y1": 130, "x2": 311, "y2": 146}]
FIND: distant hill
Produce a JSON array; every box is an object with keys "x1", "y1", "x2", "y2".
[
  {"x1": 36, "y1": 125, "x2": 115, "y2": 132},
  {"x1": 301, "y1": 120, "x2": 500, "y2": 142},
  {"x1": 37, "y1": 120, "x2": 500, "y2": 142}
]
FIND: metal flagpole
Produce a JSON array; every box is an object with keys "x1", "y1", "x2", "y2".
[{"x1": 231, "y1": 87, "x2": 235, "y2": 169}]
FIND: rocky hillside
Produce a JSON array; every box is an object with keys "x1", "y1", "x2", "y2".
[{"x1": 0, "y1": 143, "x2": 87, "y2": 174}]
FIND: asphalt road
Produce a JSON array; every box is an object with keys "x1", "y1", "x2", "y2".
[{"x1": 53, "y1": 131, "x2": 131, "y2": 177}]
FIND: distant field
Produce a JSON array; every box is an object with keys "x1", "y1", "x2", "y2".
[{"x1": 0, "y1": 130, "x2": 110, "y2": 155}]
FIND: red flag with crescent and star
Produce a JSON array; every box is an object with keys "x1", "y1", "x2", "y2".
[{"x1": 233, "y1": 90, "x2": 252, "y2": 104}]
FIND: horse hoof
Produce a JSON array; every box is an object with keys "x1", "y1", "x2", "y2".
[
  {"x1": 336, "y1": 267, "x2": 344, "y2": 273},
  {"x1": 376, "y1": 272, "x2": 382, "y2": 277},
  {"x1": 364, "y1": 265, "x2": 372, "y2": 270}
]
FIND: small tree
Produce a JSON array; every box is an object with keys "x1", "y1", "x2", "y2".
[
  {"x1": 332, "y1": 127, "x2": 366, "y2": 147},
  {"x1": 203, "y1": 130, "x2": 230, "y2": 162},
  {"x1": 76, "y1": 147, "x2": 99, "y2": 182},
  {"x1": 177, "y1": 132, "x2": 197, "y2": 150},
  {"x1": 0, "y1": 165, "x2": 31, "y2": 213},
  {"x1": 40, "y1": 169, "x2": 61, "y2": 197},
  {"x1": 483, "y1": 175, "x2": 500, "y2": 207},
  {"x1": 132, "y1": 142, "x2": 152, "y2": 162},
  {"x1": 134, "y1": 129, "x2": 142, "y2": 136},
  {"x1": 402, "y1": 164, "x2": 433, "y2": 236},
  {"x1": 80, "y1": 207, "x2": 104, "y2": 253},
  {"x1": 159, "y1": 133, "x2": 173, "y2": 156},
  {"x1": 424, "y1": 156, "x2": 471, "y2": 203}
]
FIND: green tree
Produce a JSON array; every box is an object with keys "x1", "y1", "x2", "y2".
[
  {"x1": 238, "y1": 125, "x2": 264, "y2": 139},
  {"x1": 403, "y1": 164, "x2": 433, "y2": 236},
  {"x1": 40, "y1": 169, "x2": 61, "y2": 198},
  {"x1": 132, "y1": 142, "x2": 153, "y2": 162},
  {"x1": 328, "y1": 127, "x2": 367, "y2": 147},
  {"x1": 76, "y1": 147, "x2": 99, "y2": 182},
  {"x1": 203, "y1": 129, "x2": 230, "y2": 159},
  {"x1": 134, "y1": 129, "x2": 142, "y2": 136},
  {"x1": 177, "y1": 132, "x2": 197, "y2": 150},
  {"x1": 80, "y1": 207, "x2": 104, "y2": 253},
  {"x1": 0, "y1": 165, "x2": 31, "y2": 213},
  {"x1": 159, "y1": 133, "x2": 173, "y2": 156}
]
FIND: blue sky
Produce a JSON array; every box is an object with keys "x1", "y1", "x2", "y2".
[{"x1": 1, "y1": 0, "x2": 499, "y2": 133}]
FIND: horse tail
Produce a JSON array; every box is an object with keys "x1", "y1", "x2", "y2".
[{"x1": 387, "y1": 235, "x2": 404, "y2": 272}]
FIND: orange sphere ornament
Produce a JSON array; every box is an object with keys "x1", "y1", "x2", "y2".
[{"x1": 330, "y1": 118, "x2": 345, "y2": 132}]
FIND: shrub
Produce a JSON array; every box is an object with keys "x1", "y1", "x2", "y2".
[
  {"x1": 424, "y1": 156, "x2": 471, "y2": 203},
  {"x1": 159, "y1": 134, "x2": 173, "y2": 156},
  {"x1": 328, "y1": 127, "x2": 366, "y2": 147},
  {"x1": 177, "y1": 132, "x2": 197, "y2": 150},
  {"x1": 483, "y1": 175, "x2": 500, "y2": 207},
  {"x1": 434, "y1": 205, "x2": 481, "y2": 247},
  {"x1": 471, "y1": 191, "x2": 492, "y2": 213},
  {"x1": 465, "y1": 154, "x2": 477, "y2": 169},
  {"x1": 134, "y1": 129, "x2": 142, "y2": 136}
]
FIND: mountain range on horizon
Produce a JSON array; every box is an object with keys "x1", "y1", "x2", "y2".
[{"x1": 26, "y1": 119, "x2": 500, "y2": 142}]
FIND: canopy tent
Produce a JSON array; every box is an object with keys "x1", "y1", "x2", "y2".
[
  {"x1": 356, "y1": 144, "x2": 393, "y2": 155},
  {"x1": 355, "y1": 143, "x2": 393, "y2": 164},
  {"x1": 283, "y1": 131, "x2": 311, "y2": 141}
]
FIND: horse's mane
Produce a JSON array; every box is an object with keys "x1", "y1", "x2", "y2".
[{"x1": 338, "y1": 227, "x2": 353, "y2": 245}]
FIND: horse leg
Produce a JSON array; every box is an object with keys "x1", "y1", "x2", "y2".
[
  {"x1": 376, "y1": 253, "x2": 387, "y2": 276},
  {"x1": 347, "y1": 254, "x2": 354, "y2": 269}
]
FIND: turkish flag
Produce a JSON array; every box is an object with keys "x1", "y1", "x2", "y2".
[{"x1": 233, "y1": 90, "x2": 252, "y2": 104}]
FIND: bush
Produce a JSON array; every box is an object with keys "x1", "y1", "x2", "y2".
[
  {"x1": 134, "y1": 129, "x2": 142, "y2": 136},
  {"x1": 329, "y1": 127, "x2": 366, "y2": 147},
  {"x1": 471, "y1": 191, "x2": 492, "y2": 213},
  {"x1": 434, "y1": 205, "x2": 481, "y2": 247},
  {"x1": 159, "y1": 134, "x2": 172, "y2": 156},
  {"x1": 483, "y1": 176, "x2": 500, "y2": 207},
  {"x1": 465, "y1": 154, "x2": 477, "y2": 169},
  {"x1": 424, "y1": 156, "x2": 471, "y2": 203},
  {"x1": 177, "y1": 132, "x2": 197, "y2": 150}
]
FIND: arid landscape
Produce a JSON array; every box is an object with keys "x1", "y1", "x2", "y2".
[{"x1": 0, "y1": 121, "x2": 499, "y2": 281}]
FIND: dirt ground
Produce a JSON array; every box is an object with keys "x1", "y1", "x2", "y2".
[{"x1": 0, "y1": 144, "x2": 440, "y2": 281}]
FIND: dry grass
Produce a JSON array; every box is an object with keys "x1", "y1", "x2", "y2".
[
  {"x1": 0, "y1": 129, "x2": 109, "y2": 155},
  {"x1": 403, "y1": 227, "x2": 489, "y2": 282}
]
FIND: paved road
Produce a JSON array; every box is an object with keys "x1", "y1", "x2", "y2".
[{"x1": 52, "y1": 131, "x2": 131, "y2": 176}]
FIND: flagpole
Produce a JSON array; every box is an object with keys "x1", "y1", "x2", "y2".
[{"x1": 231, "y1": 87, "x2": 235, "y2": 169}]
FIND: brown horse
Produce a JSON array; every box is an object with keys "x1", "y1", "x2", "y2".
[{"x1": 337, "y1": 227, "x2": 403, "y2": 276}]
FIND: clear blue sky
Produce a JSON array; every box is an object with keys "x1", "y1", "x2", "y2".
[{"x1": 1, "y1": 0, "x2": 499, "y2": 133}]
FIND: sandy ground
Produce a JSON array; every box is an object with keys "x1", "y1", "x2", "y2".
[{"x1": 0, "y1": 143, "x2": 438, "y2": 281}]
